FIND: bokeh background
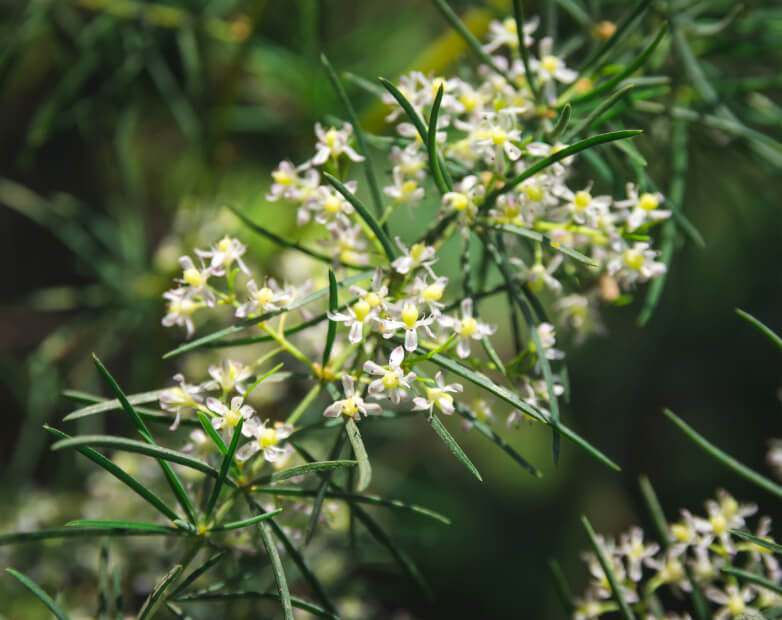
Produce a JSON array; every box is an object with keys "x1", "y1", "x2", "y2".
[{"x1": 1, "y1": 0, "x2": 781, "y2": 617}]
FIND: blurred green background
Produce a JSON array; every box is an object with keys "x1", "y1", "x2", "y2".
[{"x1": 1, "y1": 0, "x2": 781, "y2": 617}]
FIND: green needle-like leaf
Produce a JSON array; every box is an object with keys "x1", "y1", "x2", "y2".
[
  {"x1": 495, "y1": 223, "x2": 598, "y2": 266},
  {"x1": 172, "y1": 591, "x2": 338, "y2": 619},
  {"x1": 323, "y1": 173, "x2": 396, "y2": 262},
  {"x1": 51, "y1": 435, "x2": 227, "y2": 483},
  {"x1": 208, "y1": 508, "x2": 283, "y2": 532},
  {"x1": 566, "y1": 85, "x2": 635, "y2": 138},
  {"x1": 547, "y1": 559, "x2": 574, "y2": 615},
  {"x1": 432, "y1": 0, "x2": 511, "y2": 81},
  {"x1": 305, "y1": 432, "x2": 348, "y2": 544},
  {"x1": 549, "y1": 103, "x2": 571, "y2": 139},
  {"x1": 345, "y1": 418, "x2": 372, "y2": 492},
  {"x1": 252, "y1": 487, "x2": 451, "y2": 525},
  {"x1": 427, "y1": 85, "x2": 450, "y2": 195},
  {"x1": 582, "y1": 516, "x2": 636, "y2": 620},
  {"x1": 378, "y1": 77, "x2": 428, "y2": 142},
  {"x1": 321, "y1": 53, "x2": 384, "y2": 218},
  {"x1": 196, "y1": 411, "x2": 229, "y2": 456},
  {"x1": 162, "y1": 269, "x2": 373, "y2": 358},
  {"x1": 722, "y1": 567, "x2": 782, "y2": 596},
  {"x1": 736, "y1": 308, "x2": 782, "y2": 351},
  {"x1": 428, "y1": 414, "x2": 482, "y2": 481},
  {"x1": 0, "y1": 526, "x2": 183, "y2": 546},
  {"x1": 578, "y1": 0, "x2": 651, "y2": 74},
  {"x1": 44, "y1": 426, "x2": 180, "y2": 522},
  {"x1": 63, "y1": 389, "x2": 166, "y2": 422},
  {"x1": 170, "y1": 551, "x2": 227, "y2": 598},
  {"x1": 257, "y1": 521, "x2": 293, "y2": 620},
  {"x1": 483, "y1": 130, "x2": 642, "y2": 206},
  {"x1": 663, "y1": 408, "x2": 782, "y2": 500},
  {"x1": 731, "y1": 530, "x2": 782, "y2": 555},
  {"x1": 570, "y1": 23, "x2": 667, "y2": 106},
  {"x1": 6, "y1": 568, "x2": 70, "y2": 620},
  {"x1": 322, "y1": 269, "x2": 339, "y2": 368},
  {"x1": 65, "y1": 520, "x2": 182, "y2": 534},
  {"x1": 205, "y1": 418, "x2": 244, "y2": 521},
  {"x1": 137, "y1": 564, "x2": 183, "y2": 620},
  {"x1": 512, "y1": 0, "x2": 539, "y2": 103},
  {"x1": 250, "y1": 459, "x2": 357, "y2": 486},
  {"x1": 93, "y1": 356, "x2": 198, "y2": 524}
]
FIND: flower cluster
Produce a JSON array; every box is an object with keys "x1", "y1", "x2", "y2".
[{"x1": 572, "y1": 490, "x2": 780, "y2": 619}]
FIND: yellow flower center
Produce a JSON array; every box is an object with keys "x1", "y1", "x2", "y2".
[
  {"x1": 272, "y1": 169, "x2": 294, "y2": 185},
  {"x1": 639, "y1": 193, "x2": 659, "y2": 211},
  {"x1": 171, "y1": 298, "x2": 197, "y2": 316},
  {"x1": 624, "y1": 250, "x2": 645, "y2": 271},
  {"x1": 574, "y1": 190, "x2": 592, "y2": 210},
  {"x1": 630, "y1": 541, "x2": 644, "y2": 560},
  {"x1": 400, "y1": 180, "x2": 419, "y2": 197},
  {"x1": 382, "y1": 371, "x2": 399, "y2": 389},
  {"x1": 503, "y1": 17, "x2": 517, "y2": 36},
  {"x1": 727, "y1": 593, "x2": 745, "y2": 616},
  {"x1": 325, "y1": 128, "x2": 339, "y2": 148},
  {"x1": 341, "y1": 396, "x2": 360, "y2": 416},
  {"x1": 459, "y1": 93, "x2": 479, "y2": 112},
  {"x1": 541, "y1": 55, "x2": 560, "y2": 74},
  {"x1": 422, "y1": 283, "x2": 444, "y2": 301},
  {"x1": 365, "y1": 292, "x2": 382, "y2": 308},
  {"x1": 183, "y1": 268, "x2": 205, "y2": 288},
  {"x1": 410, "y1": 243, "x2": 426, "y2": 261},
  {"x1": 710, "y1": 514, "x2": 728, "y2": 536},
  {"x1": 671, "y1": 523, "x2": 692, "y2": 543},
  {"x1": 260, "y1": 428, "x2": 278, "y2": 448},
  {"x1": 460, "y1": 317, "x2": 478, "y2": 337},
  {"x1": 528, "y1": 265, "x2": 546, "y2": 292},
  {"x1": 661, "y1": 558, "x2": 684, "y2": 583},
  {"x1": 721, "y1": 495, "x2": 739, "y2": 518},
  {"x1": 225, "y1": 409, "x2": 241, "y2": 427},
  {"x1": 449, "y1": 193, "x2": 470, "y2": 211},
  {"x1": 218, "y1": 238, "x2": 232, "y2": 253},
  {"x1": 524, "y1": 185, "x2": 544, "y2": 202},
  {"x1": 489, "y1": 127, "x2": 508, "y2": 145},
  {"x1": 402, "y1": 303, "x2": 419, "y2": 329},
  {"x1": 323, "y1": 195, "x2": 343, "y2": 214},
  {"x1": 425, "y1": 387, "x2": 453, "y2": 410},
  {"x1": 504, "y1": 203, "x2": 520, "y2": 219},
  {"x1": 353, "y1": 299, "x2": 371, "y2": 322},
  {"x1": 256, "y1": 287, "x2": 275, "y2": 307}
]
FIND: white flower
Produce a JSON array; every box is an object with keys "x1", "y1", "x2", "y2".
[
  {"x1": 381, "y1": 301, "x2": 435, "y2": 352},
  {"x1": 461, "y1": 398, "x2": 496, "y2": 431},
  {"x1": 196, "y1": 236, "x2": 250, "y2": 274},
  {"x1": 556, "y1": 185, "x2": 612, "y2": 225},
  {"x1": 236, "y1": 418, "x2": 293, "y2": 463},
  {"x1": 512, "y1": 255, "x2": 563, "y2": 294},
  {"x1": 267, "y1": 160, "x2": 320, "y2": 203},
  {"x1": 412, "y1": 371, "x2": 463, "y2": 415},
  {"x1": 607, "y1": 241, "x2": 666, "y2": 289},
  {"x1": 529, "y1": 37, "x2": 577, "y2": 84},
  {"x1": 613, "y1": 183, "x2": 670, "y2": 231},
  {"x1": 204, "y1": 360, "x2": 253, "y2": 395},
  {"x1": 162, "y1": 287, "x2": 201, "y2": 338},
  {"x1": 328, "y1": 289, "x2": 381, "y2": 344},
  {"x1": 705, "y1": 583, "x2": 756, "y2": 620},
  {"x1": 303, "y1": 182, "x2": 357, "y2": 225},
  {"x1": 159, "y1": 373, "x2": 204, "y2": 430},
  {"x1": 620, "y1": 527, "x2": 659, "y2": 582},
  {"x1": 391, "y1": 237, "x2": 437, "y2": 274},
  {"x1": 206, "y1": 396, "x2": 255, "y2": 431},
  {"x1": 384, "y1": 166, "x2": 425, "y2": 206},
  {"x1": 311, "y1": 123, "x2": 364, "y2": 166},
  {"x1": 482, "y1": 16, "x2": 538, "y2": 53},
  {"x1": 389, "y1": 143, "x2": 427, "y2": 179},
  {"x1": 323, "y1": 375, "x2": 382, "y2": 420},
  {"x1": 456, "y1": 111, "x2": 523, "y2": 166},
  {"x1": 693, "y1": 490, "x2": 757, "y2": 554},
  {"x1": 349, "y1": 268, "x2": 390, "y2": 315},
  {"x1": 178, "y1": 256, "x2": 219, "y2": 306},
  {"x1": 438, "y1": 298, "x2": 496, "y2": 358},
  {"x1": 404, "y1": 271, "x2": 448, "y2": 314},
  {"x1": 767, "y1": 438, "x2": 782, "y2": 481},
  {"x1": 363, "y1": 346, "x2": 416, "y2": 405},
  {"x1": 323, "y1": 221, "x2": 370, "y2": 267},
  {"x1": 236, "y1": 278, "x2": 292, "y2": 318},
  {"x1": 533, "y1": 322, "x2": 565, "y2": 361}
]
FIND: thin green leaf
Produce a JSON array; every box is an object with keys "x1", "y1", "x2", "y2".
[
  {"x1": 432, "y1": 0, "x2": 511, "y2": 81},
  {"x1": 321, "y1": 53, "x2": 384, "y2": 218},
  {"x1": 352, "y1": 504, "x2": 433, "y2": 600},
  {"x1": 547, "y1": 559, "x2": 574, "y2": 614},
  {"x1": 172, "y1": 591, "x2": 338, "y2": 619},
  {"x1": 6, "y1": 568, "x2": 69, "y2": 620},
  {"x1": 0, "y1": 526, "x2": 184, "y2": 546},
  {"x1": 93, "y1": 356, "x2": 197, "y2": 524},
  {"x1": 323, "y1": 173, "x2": 396, "y2": 262},
  {"x1": 170, "y1": 551, "x2": 227, "y2": 598},
  {"x1": 196, "y1": 411, "x2": 229, "y2": 456},
  {"x1": 454, "y1": 405, "x2": 541, "y2": 478},
  {"x1": 582, "y1": 516, "x2": 636, "y2": 620},
  {"x1": 570, "y1": 23, "x2": 668, "y2": 106},
  {"x1": 428, "y1": 414, "x2": 482, "y2": 481},
  {"x1": 345, "y1": 418, "x2": 372, "y2": 492},
  {"x1": 306, "y1": 431, "x2": 348, "y2": 544},
  {"x1": 322, "y1": 269, "x2": 339, "y2": 368},
  {"x1": 252, "y1": 487, "x2": 451, "y2": 525},
  {"x1": 51, "y1": 435, "x2": 227, "y2": 483},
  {"x1": 378, "y1": 77, "x2": 428, "y2": 142},
  {"x1": 63, "y1": 389, "x2": 167, "y2": 421},
  {"x1": 205, "y1": 418, "x2": 244, "y2": 521},
  {"x1": 208, "y1": 508, "x2": 283, "y2": 532},
  {"x1": 424, "y1": 352, "x2": 620, "y2": 470},
  {"x1": 496, "y1": 223, "x2": 599, "y2": 266},
  {"x1": 225, "y1": 202, "x2": 361, "y2": 269},
  {"x1": 43, "y1": 426, "x2": 179, "y2": 522},
  {"x1": 549, "y1": 103, "x2": 571, "y2": 139},
  {"x1": 257, "y1": 522, "x2": 293, "y2": 620},
  {"x1": 427, "y1": 85, "x2": 450, "y2": 195},
  {"x1": 483, "y1": 130, "x2": 643, "y2": 205},
  {"x1": 251, "y1": 459, "x2": 357, "y2": 485},
  {"x1": 663, "y1": 408, "x2": 782, "y2": 500},
  {"x1": 578, "y1": 0, "x2": 652, "y2": 73},
  {"x1": 163, "y1": 269, "x2": 373, "y2": 358},
  {"x1": 481, "y1": 336, "x2": 507, "y2": 377},
  {"x1": 567, "y1": 85, "x2": 635, "y2": 138},
  {"x1": 736, "y1": 309, "x2": 782, "y2": 351},
  {"x1": 137, "y1": 564, "x2": 183, "y2": 620},
  {"x1": 731, "y1": 530, "x2": 782, "y2": 555},
  {"x1": 513, "y1": 0, "x2": 540, "y2": 102},
  {"x1": 66, "y1": 520, "x2": 182, "y2": 534},
  {"x1": 343, "y1": 71, "x2": 386, "y2": 99},
  {"x1": 722, "y1": 567, "x2": 782, "y2": 596}
]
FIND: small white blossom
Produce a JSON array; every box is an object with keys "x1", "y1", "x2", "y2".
[
  {"x1": 705, "y1": 583, "x2": 756, "y2": 620},
  {"x1": 236, "y1": 278, "x2": 292, "y2": 318},
  {"x1": 159, "y1": 373, "x2": 204, "y2": 430},
  {"x1": 323, "y1": 375, "x2": 382, "y2": 420},
  {"x1": 162, "y1": 287, "x2": 201, "y2": 338},
  {"x1": 267, "y1": 160, "x2": 320, "y2": 203},
  {"x1": 363, "y1": 346, "x2": 416, "y2": 405},
  {"x1": 204, "y1": 359, "x2": 253, "y2": 395},
  {"x1": 412, "y1": 371, "x2": 463, "y2": 415},
  {"x1": 196, "y1": 236, "x2": 249, "y2": 274},
  {"x1": 236, "y1": 418, "x2": 293, "y2": 463},
  {"x1": 206, "y1": 396, "x2": 255, "y2": 431},
  {"x1": 529, "y1": 37, "x2": 577, "y2": 85},
  {"x1": 614, "y1": 184, "x2": 670, "y2": 231},
  {"x1": 381, "y1": 301, "x2": 435, "y2": 352},
  {"x1": 391, "y1": 238, "x2": 437, "y2": 274},
  {"x1": 438, "y1": 298, "x2": 496, "y2": 358},
  {"x1": 311, "y1": 123, "x2": 364, "y2": 166},
  {"x1": 178, "y1": 256, "x2": 219, "y2": 306}
]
